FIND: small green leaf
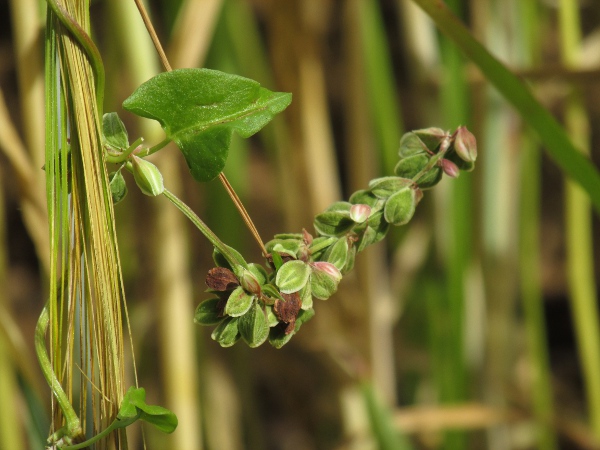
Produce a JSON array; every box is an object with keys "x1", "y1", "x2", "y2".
[
  {"x1": 275, "y1": 260, "x2": 311, "y2": 294},
  {"x1": 212, "y1": 245, "x2": 248, "y2": 271},
  {"x1": 211, "y1": 317, "x2": 240, "y2": 347},
  {"x1": 270, "y1": 251, "x2": 284, "y2": 271},
  {"x1": 118, "y1": 387, "x2": 178, "y2": 434},
  {"x1": 194, "y1": 298, "x2": 224, "y2": 325},
  {"x1": 308, "y1": 236, "x2": 337, "y2": 259},
  {"x1": 103, "y1": 112, "x2": 129, "y2": 151},
  {"x1": 384, "y1": 187, "x2": 417, "y2": 226},
  {"x1": 261, "y1": 284, "x2": 283, "y2": 303},
  {"x1": 123, "y1": 68, "x2": 292, "y2": 182},
  {"x1": 225, "y1": 286, "x2": 254, "y2": 317},
  {"x1": 239, "y1": 303, "x2": 269, "y2": 348},
  {"x1": 109, "y1": 171, "x2": 127, "y2": 204}
]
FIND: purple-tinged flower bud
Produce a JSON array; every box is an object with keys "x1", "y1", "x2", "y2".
[
  {"x1": 454, "y1": 126, "x2": 477, "y2": 163},
  {"x1": 350, "y1": 204, "x2": 372, "y2": 224},
  {"x1": 310, "y1": 262, "x2": 343, "y2": 300},
  {"x1": 310, "y1": 261, "x2": 342, "y2": 282},
  {"x1": 302, "y1": 228, "x2": 313, "y2": 246},
  {"x1": 439, "y1": 158, "x2": 460, "y2": 178},
  {"x1": 239, "y1": 269, "x2": 261, "y2": 295}
]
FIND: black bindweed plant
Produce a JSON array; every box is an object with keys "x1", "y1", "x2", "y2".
[
  {"x1": 39, "y1": 0, "x2": 477, "y2": 447},
  {"x1": 103, "y1": 73, "x2": 476, "y2": 349}
]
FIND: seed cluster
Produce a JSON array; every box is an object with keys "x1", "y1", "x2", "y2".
[{"x1": 194, "y1": 126, "x2": 477, "y2": 348}]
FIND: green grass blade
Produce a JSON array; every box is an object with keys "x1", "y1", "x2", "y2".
[
  {"x1": 361, "y1": 382, "x2": 413, "y2": 450},
  {"x1": 357, "y1": 0, "x2": 403, "y2": 175},
  {"x1": 516, "y1": 1, "x2": 558, "y2": 448},
  {"x1": 559, "y1": 0, "x2": 600, "y2": 439},
  {"x1": 410, "y1": 0, "x2": 600, "y2": 215}
]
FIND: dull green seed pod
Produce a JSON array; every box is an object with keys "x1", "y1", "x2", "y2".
[
  {"x1": 194, "y1": 298, "x2": 225, "y2": 325},
  {"x1": 275, "y1": 260, "x2": 311, "y2": 294},
  {"x1": 239, "y1": 303, "x2": 269, "y2": 348},
  {"x1": 322, "y1": 237, "x2": 349, "y2": 271},
  {"x1": 211, "y1": 317, "x2": 240, "y2": 347},
  {"x1": 415, "y1": 166, "x2": 443, "y2": 189},
  {"x1": 413, "y1": 127, "x2": 447, "y2": 153},
  {"x1": 384, "y1": 186, "x2": 417, "y2": 226},
  {"x1": 131, "y1": 156, "x2": 164, "y2": 196},
  {"x1": 394, "y1": 153, "x2": 430, "y2": 179},
  {"x1": 310, "y1": 262, "x2": 342, "y2": 300}
]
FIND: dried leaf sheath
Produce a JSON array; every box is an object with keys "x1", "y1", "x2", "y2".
[{"x1": 45, "y1": 0, "x2": 127, "y2": 446}]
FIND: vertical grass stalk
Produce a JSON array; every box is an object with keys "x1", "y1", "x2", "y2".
[
  {"x1": 44, "y1": 1, "x2": 128, "y2": 446},
  {"x1": 558, "y1": 0, "x2": 600, "y2": 440}
]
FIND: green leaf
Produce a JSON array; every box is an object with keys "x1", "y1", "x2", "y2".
[
  {"x1": 238, "y1": 303, "x2": 269, "y2": 348},
  {"x1": 123, "y1": 68, "x2": 292, "y2": 182},
  {"x1": 308, "y1": 236, "x2": 337, "y2": 259},
  {"x1": 118, "y1": 387, "x2": 178, "y2": 434},
  {"x1": 275, "y1": 260, "x2": 311, "y2": 294},
  {"x1": 103, "y1": 112, "x2": 129, "y2": 151},
  {"x1": 224, "y1": 286, "x2": 255, "y2": 317},
  {"x1": 212, "y1": 245, "x2": 248, "y2": 270},
  {"x1": 261, "y1": 284, "x2": 283, "y2": 303},
  {"x1": 194, "y1": 298, "x2": 224, "y2": 325},
  {"x1": 109, "y1": 171, "x2": 127, "y2": 204},
  {"x1": 211, "y1": 317, "x2": 240, "y2": 347}
]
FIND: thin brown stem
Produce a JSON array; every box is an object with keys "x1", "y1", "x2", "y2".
[
  {"x1": 218, "y1": 173, "x2": 267, "y2": 256},
  {"x1": 132, "y1": 0, "x2": 267, "y2": 256},
  {"x1": 133, "y1": 0, "x2": 172, "y2": 71}
]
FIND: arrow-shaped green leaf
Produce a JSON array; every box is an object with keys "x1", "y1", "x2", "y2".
[{"x1": 123, "y1": 68, "x2": 292, "y2": 182}]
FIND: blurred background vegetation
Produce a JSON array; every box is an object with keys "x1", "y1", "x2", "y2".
[{"x1": 1, "y1": 0, "x2": 600, "y2": 449}]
